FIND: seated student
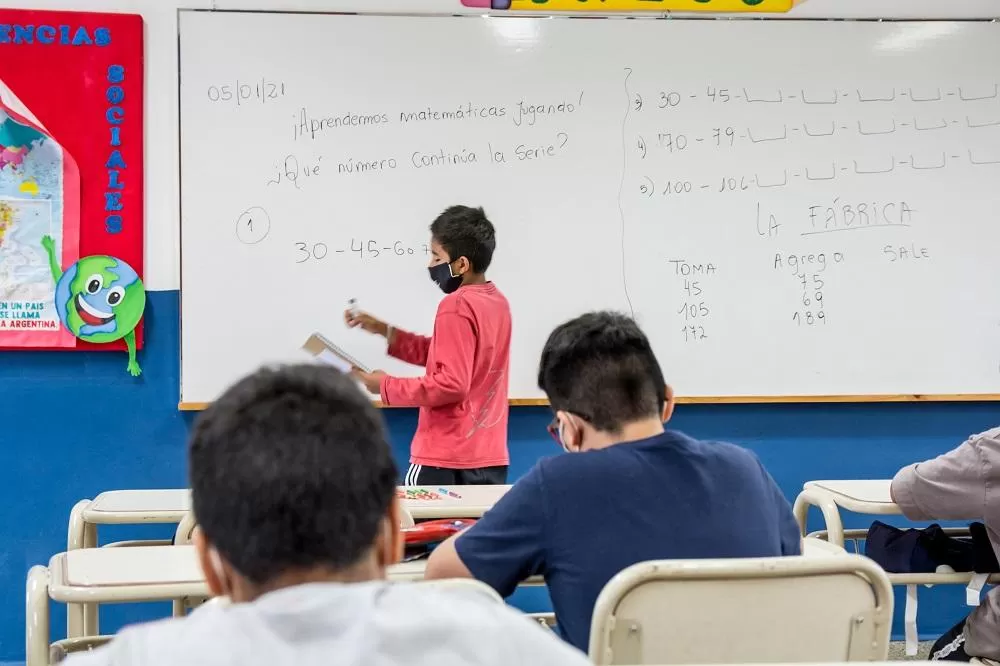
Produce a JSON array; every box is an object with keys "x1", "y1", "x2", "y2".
[
  {"x1": 425, "y1": 311, "x2": 802, "y2": 652},
  {"x1": 68, "y1": 365, "x2": 589, "y2": 666},
  {"x1": 891, "y1": 430, "x2": 1000, "y2": 663}
]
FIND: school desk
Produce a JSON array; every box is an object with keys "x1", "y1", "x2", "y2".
[
  {"x1": 68, "y1": 490, "x2": 193, "y2": 550},
  {"x1": 388, "y1": 558, "x2": 545, "y2": 585},
  {"x1": 792, "y1": 480, "x2": 899, "y2": 547},
  {"x1": 66, "y1": 490, "x2": 194, "y2": 637},
  {"x1": 58, "y1": 484, "x2": 508, "y2": 637},
  {"x1": 68, "y1": 485, "x2": 510, "y2": 551},
  {"x1": 793, "y1": 479, "x2": 1000, "y2": 656},
  {"x1": 26, "y1": 545, "x2": 543, "y2": 666},
  {"x1": 398, "y1": 485, "x2": 512, "y2": 519}
]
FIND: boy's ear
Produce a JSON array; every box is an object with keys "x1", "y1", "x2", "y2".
[
  {"x1": 194, "y1": 528, "x2": 226, "y2": 597},
  {"x1": 557, "y1": 410, "x2": 583, "y2": 452},
  {"x1": 662, "y1": 384, "x2": 676, "y2": 423},
  {"x1": 381, "y1": 498, "x2": 404, "y2": 568},
  {"x1": 454, "y1": 256, "x2": 472, "y2": 275}
]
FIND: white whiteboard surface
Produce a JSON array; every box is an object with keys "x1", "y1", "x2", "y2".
[{"x1": 179, "y1": 12, "x2": 1000, "y2": 404}]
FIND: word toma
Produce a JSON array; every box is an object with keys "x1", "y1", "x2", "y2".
[{"x1": 669, "y1": 260, "x2": 717, "y2": 277}]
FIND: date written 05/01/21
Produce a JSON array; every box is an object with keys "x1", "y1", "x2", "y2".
[{"x1": 294, "y1": 239, "x2": 430, "y2": 264}]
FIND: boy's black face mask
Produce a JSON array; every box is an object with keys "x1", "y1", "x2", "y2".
[{"x1": 428, "y1": 261, "x2": 462, "y2": 294}]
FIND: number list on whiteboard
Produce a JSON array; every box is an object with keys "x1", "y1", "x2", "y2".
[{"x1": 179, "y1": 11, "x2": 1000, "y2": 404}]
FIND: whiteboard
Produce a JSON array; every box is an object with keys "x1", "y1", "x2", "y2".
[{"x1": 178, "y1": 11, "x2": 1000, "y2": 404}]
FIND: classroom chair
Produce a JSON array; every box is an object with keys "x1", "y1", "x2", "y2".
[
  {"x1": 588, "y1": 553, "x2": 893, "y2": 665},
  {"x1": 67, "y1": 490, "x2": 192, "y2": 550}
]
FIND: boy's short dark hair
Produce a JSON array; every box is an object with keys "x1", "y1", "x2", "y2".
[
  {"x1": 538, "y1": 311, "x2": 666, "y2": 433},
  {"x1": 189, "y1": 365, "x2": 397, "y2": 584},
  {"x1": 430, "y1": 205, "x2": 496, "y2": 273}
]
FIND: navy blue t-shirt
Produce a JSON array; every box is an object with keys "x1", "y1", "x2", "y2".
[{"x1": 454, "y1": 430, "x2": 801, "y2": 652}]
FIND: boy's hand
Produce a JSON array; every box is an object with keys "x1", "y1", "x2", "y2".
[
  {"x1": 344, "y1": 310, "x2": 389, "y2": 338},
  {"x1": 352, "y1": 368, "x2": 387, "y2": 395}
]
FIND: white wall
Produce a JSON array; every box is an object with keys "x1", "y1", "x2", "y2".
[{"x1": 11, "y1": 0, "x2": 998, "y2": 291}]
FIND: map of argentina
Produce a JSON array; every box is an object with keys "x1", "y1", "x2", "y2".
[{"x1": 0, "y1": 97, "x2": 79, "y2": 347}]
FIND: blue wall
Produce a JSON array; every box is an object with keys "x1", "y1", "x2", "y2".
[{"x1": 1, "y1": 289, "x2": 997, "y2": 660}]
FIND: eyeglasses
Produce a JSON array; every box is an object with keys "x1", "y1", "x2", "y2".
[
  {"x1": 546, "y1": 412, "x2": 591, "y2": 447},
  {"x1": 546, "y1": 417, "x2": 561, "y2": 445}
]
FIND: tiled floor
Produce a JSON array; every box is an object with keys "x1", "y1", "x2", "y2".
[{"x1": 889, "y1": 641, "x2": 933, "y2": 660}]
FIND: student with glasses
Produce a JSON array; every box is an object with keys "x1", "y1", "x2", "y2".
[{"x1": 425, "y1": 311, "x2": 801, "y2": 652}]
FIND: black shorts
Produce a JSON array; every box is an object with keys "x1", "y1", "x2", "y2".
[
  {"x1": 403, "y1": 463, "x2": 508, "y2": 486},
  {"x1": 931, "y1": 617, "x2": 971, "y2": 662}
]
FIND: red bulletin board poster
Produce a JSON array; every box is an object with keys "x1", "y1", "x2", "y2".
[{"x1": 0, "y1": 10, "x2": 144, "y2": 373}]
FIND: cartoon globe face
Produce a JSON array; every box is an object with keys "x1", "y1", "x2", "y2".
[{"x1": 53, "y1": 255, "x2": 146, "y2": 343}]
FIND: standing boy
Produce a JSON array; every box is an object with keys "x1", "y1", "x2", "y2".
[{"x1": 347, "y1": 205, "x2": 511, "y2": 486}]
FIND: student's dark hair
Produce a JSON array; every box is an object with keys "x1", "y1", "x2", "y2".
[
  {"x1": 430, "y1": 205, "x2": 496, "y2": 273},
  {"x1": 189, "y1": 364, "x2": 397, "y2": 584},
  {"x1": 538, "y1": 311, "x2": 666, "y2": 433}
]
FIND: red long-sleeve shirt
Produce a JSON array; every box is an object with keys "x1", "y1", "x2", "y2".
[{"x1": 380, "y1": 283, "x2": 511, "y2": 469}]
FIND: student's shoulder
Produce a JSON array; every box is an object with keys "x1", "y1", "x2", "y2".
[
  {"x1": 702, "y1": 438, "x2": 761, "y2": 464},
  {"x1": 439, "y1": 283, "x2": 510, "y2": 313},
  {"x1": 531, "y1": 449, "x2": 624, "y2": 490},
  {"x1": 951, "y1": 427, "x2": 1000, "y2": 464},
  {"x1": 436, "y1": 288, "x2": 474, "y2": 318},
  {"x1": 676, "y1": 431, "x2": 756, "y2": 461},
  {"x1": 967, "y1": 427, "x2": 1000, "y2": 449},
  {"x1": 673, "y1": 432, "x2": 770, "y2": 476}
]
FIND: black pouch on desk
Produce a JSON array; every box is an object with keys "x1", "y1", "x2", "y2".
[
  {"x1": 866, "y1": 521, "x2": 941, "y2": 573},
  {"x1": 970, "y1": 522, "x2": 1000, "y2": 573},
  {"x1": 867, "y1": 521, "x2": 998, "y2": 574},
  {"x1": 923, "y1": 524, "x2": 976, "y2": 572}
]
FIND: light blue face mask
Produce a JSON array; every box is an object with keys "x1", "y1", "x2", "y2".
[{"x1": 558, "y1": 421, "x2": 579, "y2": 453}]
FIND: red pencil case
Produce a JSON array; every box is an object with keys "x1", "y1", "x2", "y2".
[{"x1": 403, "y1": 519, "x2": 477, "y2": 546}]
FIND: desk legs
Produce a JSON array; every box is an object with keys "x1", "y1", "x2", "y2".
[
  {"x1": 792, "y1": 487, "x2": 846, "y2": 547},
  {"x1": 82, "y1": 522, "x2": 99, "y2": 637},
  {"x1": 26, "y1": 565, "x2": 50, "y2": 666},
  {"x1": 67, "y1": 501, "x2": 92, "y2": 640},
  {"x1": 67, "y1": 520, "x2": 99, "y2": 639},
  {"x1": 66, "y1": 501, "x2": 90, "y2": 551}
]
